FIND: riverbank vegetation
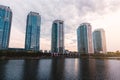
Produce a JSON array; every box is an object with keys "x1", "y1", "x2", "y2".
[{"x1": 0, "y1": 50, "x2": 120, "y2": 59}]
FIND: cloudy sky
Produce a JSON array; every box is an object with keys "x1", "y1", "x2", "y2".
[{"x1": 0, "y1": 0, "x2": 120, "y2": 51}]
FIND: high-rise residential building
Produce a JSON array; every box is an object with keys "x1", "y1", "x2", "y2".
[
  {"x1": 93, "y1": 29, "x2": 107, "y2": 53},
  {"x1": 25, "y1": 12, "x2": 41, "y2": 51},
  {"x1": 51, "y1": 20, "x2": 64, "y2": 54},
  {"x1": 0, "y1": 5, "x2": 12, "y2": 49},
  {"x1": 77, "y1": 23, "x2": 94, "y2": 54}
]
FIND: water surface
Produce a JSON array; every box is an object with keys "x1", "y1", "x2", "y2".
[{"x1": 0, "y1": 58, "x2": 120, "y2": 80}]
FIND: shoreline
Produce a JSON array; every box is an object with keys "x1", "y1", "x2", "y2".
[
  {"x1": 0, "y1": 50, "x2": 120, "y2": 60},
  {"x1": 0, "y1": 56, "x2": 120, "y2": 60}
]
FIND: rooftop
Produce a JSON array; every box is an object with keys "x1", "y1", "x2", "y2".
[
  {"x1": 0, "y1": 5, "x2": 11, "y2": 11},
  {"x1": 53, "y1": 20, "x2": 64, "y2": 23},
  {"x1": 28, "y1": 11, "x2": 40, "y2": 16},
  {"x1": 94, "y1": 28, "x2": 105, "y2": 32}
]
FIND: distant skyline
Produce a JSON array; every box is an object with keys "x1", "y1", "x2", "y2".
[{"x1": 0, "y1": 0, "x2": 120, "y2": 51}]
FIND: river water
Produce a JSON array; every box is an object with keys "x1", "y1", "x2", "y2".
[{"x1": 0, "y1": 58, "x2": 120, "y2": 80}]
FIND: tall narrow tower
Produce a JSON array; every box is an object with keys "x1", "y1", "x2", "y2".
[
  {"x1": 25, "y1": 12, "x2": 41, "y2": 51},
  {"x1": 93, "y1": 29, "x2": 107, "y2": 53},
  {"x1": 0, "y1": 5, "x2": 12, "y2": 49},
  {"x1": 51, "y1": 20, "x2": 64, "y2": 54},
  {"x1": 77, "y1": 23, "x2": 94, "y2": 54}
]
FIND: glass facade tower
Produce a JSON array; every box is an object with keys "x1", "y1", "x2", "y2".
[
  {"x1": 0, "y1": 5, "x2": 12, "y2": 49},
  {"x1": 77, "y1": 23, "x2": 94, "y2": 54},
  {"x1": 51, "y1": 20, "x2": 64, "y2": 54},
  {"x1": 25, "y1": 12, "x2": 41, "y2": 51},
  {"x1": 93, "y1": 29, "x2": 107, "y2": 53}
]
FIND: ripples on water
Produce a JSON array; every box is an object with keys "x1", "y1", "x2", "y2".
[{"x1": 0, "y1": 58, "x2": 120, "y2": 80}]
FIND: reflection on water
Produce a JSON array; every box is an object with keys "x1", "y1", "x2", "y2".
[
  {"x1": 64, "y1": 59, "x2": 79, "y2": 80},
  {"x1": 50, "y1": 58, "x2": 65, "y2": 80},
  {"x1": 23, "y1": 60, "x2": 39, "y2": 80},
  {"x1": 5, "y1": 60, "x2": 24, "y2": 80},
  {"x1": 38, "y1": 59, "x2": 52, "y2": 80},
  {"x1": 0, "y1": 58, "x2": 120, "y2": 80},
  {"x1": 0, "y1": 60, "x2": 8, "y2": 80}
]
